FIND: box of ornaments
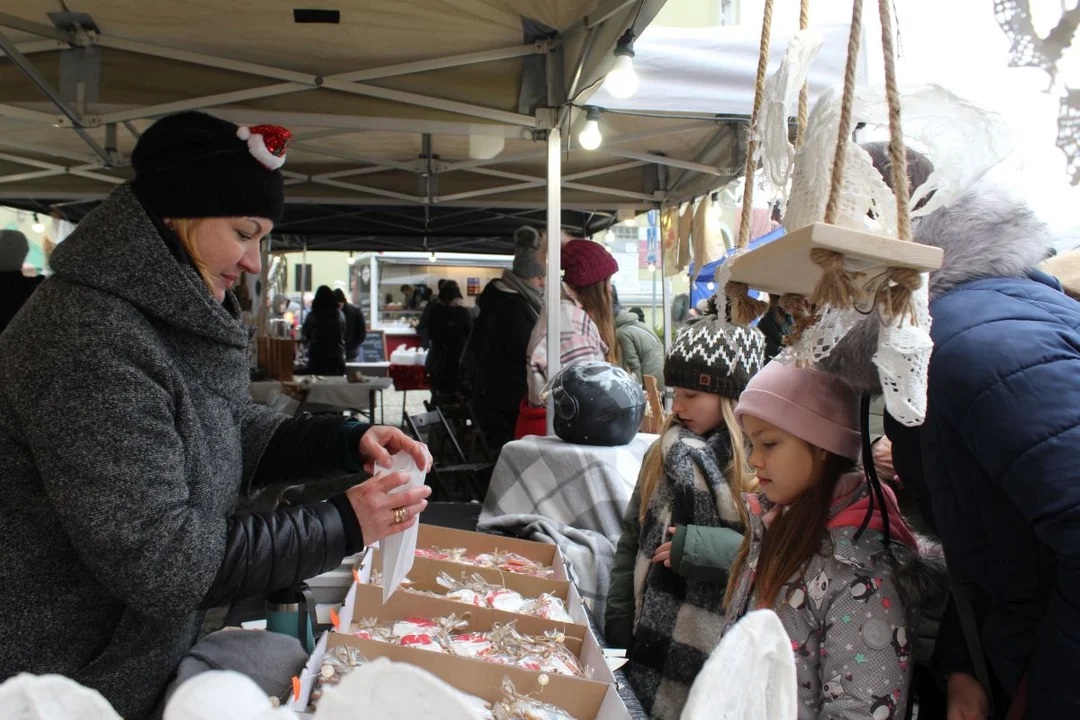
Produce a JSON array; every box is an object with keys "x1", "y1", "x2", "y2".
[{"x1": 293, "y1": 631, "x2": 629, "y2": 719}]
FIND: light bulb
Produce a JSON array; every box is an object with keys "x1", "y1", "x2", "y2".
[
  {"x1": 604, "y1": 54, "x2": 638, "y2": 99},
  {"x1": 578, "y1": 119, "x2": 602, "y2": 150},
  {"x1": 31, "y1": 221, "x2": 45, "y2": 234},
  {"x1": 429, "y1": 252, "x2": 437, "y2": 262}
]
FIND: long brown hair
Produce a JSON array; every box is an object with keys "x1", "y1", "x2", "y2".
[
  {"x1": 638, "y1": 398, "x2": 756, "y2": 524},
  {"x1": 573, "y1": 279, "x2": 620, "y2": 365},
  {"x1": 724, "y1": 452, "x2": 855, "y2": 610}
]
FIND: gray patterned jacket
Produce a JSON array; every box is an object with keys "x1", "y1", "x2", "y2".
[{"x1": 720, "y1": 475, "x2": 940, "y2": 720}]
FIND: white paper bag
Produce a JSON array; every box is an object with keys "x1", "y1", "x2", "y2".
[{"x1": 379, "y1": 447, "x2": 431, "y2": 603}]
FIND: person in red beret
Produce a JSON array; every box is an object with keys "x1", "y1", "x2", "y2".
[{"x1": 516, "y1": 238, "x2": 621, "y2": 438}]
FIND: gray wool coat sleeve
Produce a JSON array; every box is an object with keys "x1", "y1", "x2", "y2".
[
  {"x1": 239, "y1": 399, "x2": 291, "y2": 488},
  {"x1": 10, "y1": 320, "x2": 241, "y2": 619}
]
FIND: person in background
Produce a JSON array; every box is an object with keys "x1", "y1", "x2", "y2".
[
  {"x1": 0, "y1": 229, "x2": 44, "y2": 336},
  {"x1": 724, "y1": 362, "x2": 930, "y2": 720},
  {"x1": 417, "y1": 279, "x2": 448, "y2": 349},
  {"x1": 425, "y1": 280, "x2": 473, "y2": 404},
  {"x1": 301, "y1": 285, "x2": 346, "y2": 375},
  {"x1": 610, "y1": 285, "x2": 665, "y2": 390},
  {"x1": 332, "y1": 288, "x2": 367, "y2": 362},
  {"x1": 671, "y1": 293, "x2": 691, "y2": 326},
  {"x1": 517, "y1": 239, "x2": 620, "y2": 439},
  {"x1": 400, "y1": 283, "x2": 416, "y2": 310},
  {"x1": 466, "y1": 226, "x2": 545, "y2": 450},
  {"x1": 606, "y1": 311, "x2": 765, "y2": 719},
  {"x1": 821, "y1": 143, "x2": 1080, "y2": 719},
  {"x1": 0, "y1": 111, "x2": 432, "y2": 719}
]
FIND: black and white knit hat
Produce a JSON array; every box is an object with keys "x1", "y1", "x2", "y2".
[{"x1": 664, "y1": 312, "x2": 766, "y2": 398}]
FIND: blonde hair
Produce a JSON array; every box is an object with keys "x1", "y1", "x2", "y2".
[
  {"x1": 638, "y1": 397, "x2": 755, "y2": 524},
  {"x1": 169, "y1": 218, "x2": 213, "y2": 292}
]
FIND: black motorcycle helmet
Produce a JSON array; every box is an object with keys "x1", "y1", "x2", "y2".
[{"x1": 549, "y1": 361, "x2": 646, "y2": 446}]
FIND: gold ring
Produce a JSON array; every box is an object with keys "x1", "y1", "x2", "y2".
[{"x1": 393, "y1": 507, "x2": 407, "y2": 524}]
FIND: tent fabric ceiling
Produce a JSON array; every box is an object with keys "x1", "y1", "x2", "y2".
[{"x1": 0, "y1": 0, "x2": 753, "y2": 253}]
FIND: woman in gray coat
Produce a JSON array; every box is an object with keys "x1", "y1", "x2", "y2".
[
  {"x1": 0, "y1": 112, "x2": 431, "y2": 719},
  {"x1": 611, "y1": 285, "x2": 665, "y2": 390}
]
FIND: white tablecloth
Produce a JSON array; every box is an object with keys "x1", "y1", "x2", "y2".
[{"x1": 250, "y1": 377, "x2": 393, "y2": 419}]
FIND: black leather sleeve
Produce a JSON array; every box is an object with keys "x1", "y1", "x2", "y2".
[
  {"x1": 250, "y1": 414, "x2": 369, "y2": 491},
  {"x1": 199, "y1": 501, "x2": 348, "y2": 610}
]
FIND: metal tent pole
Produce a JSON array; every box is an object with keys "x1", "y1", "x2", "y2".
[
  {"x1": 545, "y1": 128, "x2": 562, "y2": 437},
  {"x1": 661, "y1": 206, "x2": 673, "y2": 354}
]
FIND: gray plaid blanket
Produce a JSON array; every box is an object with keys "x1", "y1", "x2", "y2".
[{"x1": 477, "y1": 434, "x2": 657, "y2": 629}]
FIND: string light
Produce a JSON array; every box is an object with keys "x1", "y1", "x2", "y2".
[
  {"x1": 578, "y1": 107, "x2": 602, "y2": 150},
  {"x1": 604, "y1": 30, "x2": 639, "y2": 99}
]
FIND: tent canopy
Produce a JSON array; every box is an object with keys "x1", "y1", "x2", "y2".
[{"x1": 0, "y1": 2, "x2": 853, "y2": 252}]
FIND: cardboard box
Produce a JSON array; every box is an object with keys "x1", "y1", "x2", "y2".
[
  {"x1": 336, "y1": 581, "x2": 616, "y2": 686},
  {"x1": 415, "y1": 524, "x2": 570, "y2": 582},
  {"x1": 292, "y1": 631, "x2": 629, "y2": 720},
  {"x1": 304, "y1": 553, "x2": 364, "y2": 605},
  {"x1": 343, "y1": 581, "x2": 584, "y2": 650},
  {"x1": 369, "y1": 551, "x2": 590, "y2": 631}
]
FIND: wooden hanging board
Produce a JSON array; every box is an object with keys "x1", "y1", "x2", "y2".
[{"x1": 727, "y1": 222, "x2": 943, "y2": 298}]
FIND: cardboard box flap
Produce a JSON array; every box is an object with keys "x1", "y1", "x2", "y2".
[
  {"x1": 416, "y1": 524, "x2": 568, "y2": 580},
  {"x1": 369, "y1": 552, "x2": 588, "y2": 635},
  {"x1": 344, "y1": 582, "x2": 584, "y2": 653},
  {"x1": 327, "y1": 633, "x2": 625, "y2": 720}
]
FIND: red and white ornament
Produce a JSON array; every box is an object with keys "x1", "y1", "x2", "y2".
[{"x1": 236, "y1": 124, "x2": 292, "y2": 170}]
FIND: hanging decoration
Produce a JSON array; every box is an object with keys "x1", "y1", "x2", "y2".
[
  {"x1": 725, "y1": 0, "x2": 944, "y2": 338},
  {"x1": 994, "y1": 1, "x2": 1080, "y2": 184}
]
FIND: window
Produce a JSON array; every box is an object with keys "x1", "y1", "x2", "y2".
[{"x1": 294, "y1": 264, "x2": 313, "y2": 292}]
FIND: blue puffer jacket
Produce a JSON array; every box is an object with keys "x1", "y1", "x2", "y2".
[
  {"x1": 820, "y1": 184, "x2": 1080, "y2": 717},
  {"x1": 894, "y1": 271, "x2": 1080, "y2": 711}
]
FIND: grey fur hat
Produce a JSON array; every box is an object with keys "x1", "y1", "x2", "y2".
[{"x1": 512, "y1": 225, "x2": 544, "y2": 279}]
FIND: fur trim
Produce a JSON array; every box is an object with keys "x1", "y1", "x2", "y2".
[
  {"x1": 819, "y1": 182, "x2": 1054, "y2": 393},
  {"x1": 892, "y1": 534, "x2": 949, "y2": 613}
]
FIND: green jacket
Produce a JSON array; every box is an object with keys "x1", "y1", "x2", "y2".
[
  {"x1": 604, "y1": 483, "x2": 745, "y2": 648},
  {"x1": 615, "y1": 309, "x2": 666, "y2": 390}
]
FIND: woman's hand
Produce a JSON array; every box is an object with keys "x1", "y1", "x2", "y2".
[
  {"x1": 652, "y1": 526, "x2": 678, "y2": 567},
  {"x1": 946, "y1": 672, "x2": 990, "y2": 720},
  {"x1": 345, "y1": 471, "x2": 432, "y2": 546},
  {"x1": 358, "y1": 425, "x2": 431, "y2": 474},
  {"x1": 872, "y1": 436, "x2": 895, "y2": 481}
]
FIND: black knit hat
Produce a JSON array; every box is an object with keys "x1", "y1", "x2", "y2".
[
  {"x1": 131, "y1": 111, "x2": 290, "y2": 223},
  {"x1": 664, "y1": 311, "x2": 766, "y2": 398}
]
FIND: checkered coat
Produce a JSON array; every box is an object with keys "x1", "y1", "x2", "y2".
[{"x1": 624, "y1": 423, "x2": 743, "y2": 720}]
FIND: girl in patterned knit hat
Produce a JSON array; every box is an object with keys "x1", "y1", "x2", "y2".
[
  {"x1": 721, "y1": 361, "x2": 931, "y2": 719},
  {"x1": 605, "y1": 303, "x2": 767, "y2": 720}
]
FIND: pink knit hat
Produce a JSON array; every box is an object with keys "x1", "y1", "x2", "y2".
[
  {"x1": 734, "y1": 361, "x2": 861, "y2": 461},
  {"x1": 561, "y1": 239, "x2": 618, "y2": 288}
]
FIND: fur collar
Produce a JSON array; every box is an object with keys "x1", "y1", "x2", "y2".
[{"x1": 819, "y1": 182, "x2": 1054, "y2": 393}]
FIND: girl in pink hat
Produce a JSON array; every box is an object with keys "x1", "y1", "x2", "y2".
[{"x1": 722, "y1": 361, "x2": 939, "y2": 720}]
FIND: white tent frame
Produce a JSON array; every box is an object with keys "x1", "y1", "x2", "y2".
[{"x1": 2, "y1": 0, "x2": 727, "y2": 433}]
